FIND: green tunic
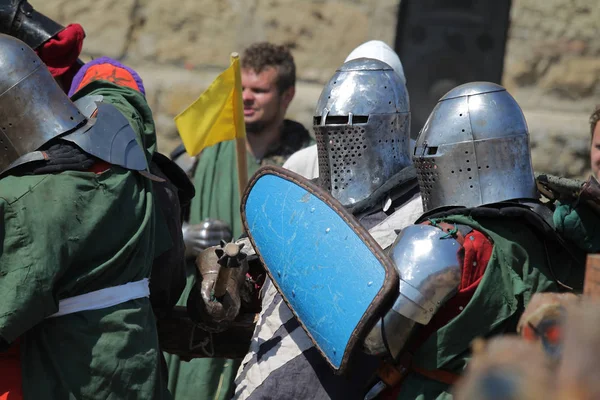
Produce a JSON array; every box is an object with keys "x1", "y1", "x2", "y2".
[
  {"x1": 166, "y1": 120, "x2": 312, "y2": 399},
  {"x1": 0, "y1": 81, "x2": 171, "y2": 399},
  {"x1": 394, "y1": 214, "x2": 584, "y2": 400}
]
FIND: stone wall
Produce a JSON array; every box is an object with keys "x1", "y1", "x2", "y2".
[
  {"x1": 35, "y1": 0, "x2": 599, "y2": 178},
  {"x1": 504, "y1": 0, "x2": 599, "y2": 178},
  {"x1": 505, "y1": 0, "x2": 600, "y2": 99}
]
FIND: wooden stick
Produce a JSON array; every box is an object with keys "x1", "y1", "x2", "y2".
[
  {"x1": 231, "y1": 52, "x2": 248, "y2": 231},
  {"x1": 235, "y1": 136, "x2": 248, "y2": 201}
]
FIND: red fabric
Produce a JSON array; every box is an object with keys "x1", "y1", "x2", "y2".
[
  {"x1": 88, "y1": 160, "x2": 111, "y2": 174},
  {"x1": 35, "y1": 23, "x2": 85, "y2": 90},
  {"x1": 382, "y1": 227, "x2": 493, "y2": 400},
  {"x1": 0, "y1": 340, "x2": 23, "y2": 400},
  {"x1": 414, "y1": 229, "x2": 492, "y2": 346}
]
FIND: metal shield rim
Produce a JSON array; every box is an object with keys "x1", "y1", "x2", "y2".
[{"x1": 241, "y1": 165, "x2": 400, "y2": 375}]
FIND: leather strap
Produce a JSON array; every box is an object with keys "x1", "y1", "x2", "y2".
[{"x1": 377, "y1": 353, "x2": 460, "y2": 392}]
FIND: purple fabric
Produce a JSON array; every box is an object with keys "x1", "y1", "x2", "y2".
[{"x1": 68, "y1": 56, "x2": 146, "y2": 97}]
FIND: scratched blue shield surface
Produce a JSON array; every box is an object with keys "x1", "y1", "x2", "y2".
[{"x1": 244, "y1": 172, "x2": 390, "y2": 371}]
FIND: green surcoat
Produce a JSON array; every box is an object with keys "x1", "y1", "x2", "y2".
[
  {"x1": 166, "y1": 121, "x2": 312, "y2": 399},
  {"x1": 0, "y1": 82, "x2": 171, "y2": 399},
  {"x1": 395, "y1": 214, "x2": 584, "y2": 400}
]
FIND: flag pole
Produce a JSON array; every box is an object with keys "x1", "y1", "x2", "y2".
[{"x1": 231, "y1": 52, "x2": 248, "y2": 226}]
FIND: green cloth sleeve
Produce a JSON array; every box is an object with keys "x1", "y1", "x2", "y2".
[
  {"x1": 553, "y1": 200, "x2": 600, "y2": 252},
  {"x1": 0, "y1": 176, "x2": 61, "y2": 342}
]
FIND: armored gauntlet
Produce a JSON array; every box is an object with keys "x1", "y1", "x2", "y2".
[{"x1": 187, "y1": 240, "x2": 249, "y2": 332}]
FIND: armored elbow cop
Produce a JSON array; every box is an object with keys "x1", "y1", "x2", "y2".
[{"x1": 363, "y1": 224, "x2": 462, "y2": 359}]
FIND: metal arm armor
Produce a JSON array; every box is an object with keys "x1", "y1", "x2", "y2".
[{"x1": 363, "y1": 224, "x2": 462, "y2": 359}]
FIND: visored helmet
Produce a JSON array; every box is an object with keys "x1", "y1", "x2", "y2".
[
  {"x1": 313, "y1": 58, "x2": 411, "y2": 207},
  {"x1": 413, "y1": 81, "x2": 538, "y2": 212},
  {"x1": 0, "y1": 34, "x2": 86, "y2": 172}
]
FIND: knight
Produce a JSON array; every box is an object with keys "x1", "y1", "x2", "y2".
[
  {"x1": 360, "y1": 82, "x2": 585, "y2": 399},
  {"x1": 0, "y1": 28, "x2": 186, "y2": 399},
  {"x1": 234, "y1": 54, "x2": 424, "y2": 398}
]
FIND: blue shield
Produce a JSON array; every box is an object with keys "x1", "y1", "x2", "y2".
[{"x1": 242, "y1": 166, "x2": 399, "y2": 374}]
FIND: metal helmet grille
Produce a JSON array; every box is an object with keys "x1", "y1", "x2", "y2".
[
  {"x1": 414, "y1": 82, "x2": 538, "y2": 212},
  {"x1": 314, "y1": 58, "x2": 411, "y2": 206},
  {"x1": 315, "y1": 124, "x2": 333, "y2": 191},
  {"x1": 315, "y1": 113, "x2": 410, "y2": 206},
  {"x1": 413, "y1": 156, "x2": 439, "y2": 208},
  {"x1": 315, "y1": 123, "x2": 368, "y2": 193}
]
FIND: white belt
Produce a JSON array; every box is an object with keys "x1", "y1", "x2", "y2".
[{"x1": 47, "y1": 278, "x2": 150, "y2": 318}]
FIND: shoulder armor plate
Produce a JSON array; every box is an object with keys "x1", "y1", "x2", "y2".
[
  {"x1": 363, "y1": 224, "x2": 462, "y2": 357},
  {"x1": 62, "y1": 100, "x2": 148, "y2": 171}
]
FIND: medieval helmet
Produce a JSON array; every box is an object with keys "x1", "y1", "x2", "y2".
[
  {"x1": 0, "y1": 34, "x2": 86, "y2": 172},
  {"x1": 313, "y1": 58, "x2": 411, "y2": 207},
  {"x1": 413, "y1": 81, "x2": 538, "y2": 212}
]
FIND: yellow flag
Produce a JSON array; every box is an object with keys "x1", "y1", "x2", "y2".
[{"x1": 175, "y1": 55, "x2": 246, "y2": 156}]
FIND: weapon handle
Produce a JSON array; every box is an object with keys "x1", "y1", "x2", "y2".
[
  {"x1": 584, "y1": 254, "x2": 600, "y2": 298},
  {"x1": 213, "y1": 266, "x2": 233, "y2": 298}
]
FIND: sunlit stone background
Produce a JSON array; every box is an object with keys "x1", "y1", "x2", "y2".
[{"x1": 36, "y1": 0, "x2": 600, "y2": 178}]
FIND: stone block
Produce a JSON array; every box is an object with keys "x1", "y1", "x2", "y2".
[
  {"x1": 526, "y1": 108, "x2": 591, "y2": 178},
  {"x1": 126, "y1": 0, "x2": 238, "y2": 67},
  {"x1": 255, "y1": 0, "x2": 371, "y2": 83},
  {"x1": 539, "y1": 57, "x2": 600, "y2": 98},
  {"x1": 367, "y1": 0, "x2": 399, "y2": 47}
]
